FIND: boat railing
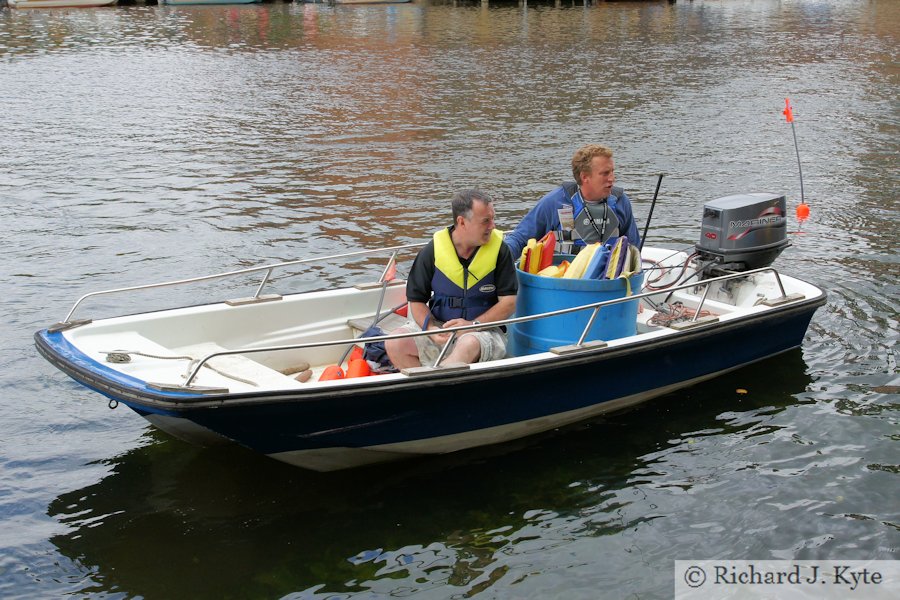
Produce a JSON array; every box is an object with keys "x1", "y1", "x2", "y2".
[
  {"x1": 181, "y1": 266, "x2": 800, "y2": 387},
  {"x1": 56, "y1": 243, "x2": 426, "y2": 326}
]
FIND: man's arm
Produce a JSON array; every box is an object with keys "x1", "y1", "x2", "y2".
[
  {"x1": 482, "y1": 242, "x2": 518, "y2": 322},
  {"x1": 616, "y1": 191, "x2": 641, "y2": 246},
  {"x1": 408, "y1": 301, "x2": 433, "y2": 329},
  {"x1": 440, "y1": 295, "x2": 515, "y2": 337},
  {"x1": 470, "y1": 294, "x2": 516, "y2": 324},
  {"x1": 406, "y1": 241, "x2": 435, "y2": 304},
  {"x1": 504, "y1": 187, "x2": 566, "y2": 258},
  {"x1": 403, "y1": 242, "x2": 443, "y2": 334}
]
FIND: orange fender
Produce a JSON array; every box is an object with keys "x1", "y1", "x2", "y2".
[
  {"x1": 346, "y1": 358, "x2": 371, "y2": 378},
  {"x1": 318, "y1": 365, "x2": 345, "y2": 381}
]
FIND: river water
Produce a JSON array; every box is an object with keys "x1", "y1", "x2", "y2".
[{"x1": 1, "y1": 1, "x2": 897, "y2": 598}]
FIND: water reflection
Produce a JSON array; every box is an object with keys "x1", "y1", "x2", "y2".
[{"x1": 48, "y1": 352, "x2": 812, "y2": 598}]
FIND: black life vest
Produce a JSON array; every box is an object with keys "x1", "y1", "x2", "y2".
[
  {"x1": 429, "y1": 228, "x2": 503, "y2": 322},
  {"x1": 562, "y1": 181, "x2": 624, "y2": 246}
]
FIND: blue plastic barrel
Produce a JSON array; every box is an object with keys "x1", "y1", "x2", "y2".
[{"x1": 508, "y1": 257, "x2": 643, "y2": 356}]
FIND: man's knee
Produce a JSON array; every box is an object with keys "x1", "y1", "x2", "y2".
[
  {"x1": 384, "y1": 331, "x2": 405, "y2": 357},
  {"x1": 453, "y1": 334, "x2": 482, "y2": 363},
  {"x1": 384, "y1": 334, "x2": 400, "y2": 356},
  {"x1": 385, "y1": 330, "x2": 417, "y2": 363}
]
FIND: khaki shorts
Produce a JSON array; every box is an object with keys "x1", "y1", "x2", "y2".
[{"x1": 396, "y1": 319, "x2": 508, "y2": 367}]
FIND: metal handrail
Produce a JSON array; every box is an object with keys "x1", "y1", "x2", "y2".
[
  {"x1": 182, "y1": 266, "x2": 794, "y2": 386},
  {"x1": 61, "y1": 243, "x2": 426, "y2": 323}
]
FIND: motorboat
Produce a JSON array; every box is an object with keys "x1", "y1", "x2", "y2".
[
  {"x1": 8, "y1": 0, "x2": 116, "y2": 7},
  {"x1": 160, "y1": 0, "x2": 260, "y2": 5},
  {"x1": 332, "y1": 1, "x2": 412, "y2": 4},
  {"x1": 35, "y1": 193, "x2": 825, "y2": 471}
]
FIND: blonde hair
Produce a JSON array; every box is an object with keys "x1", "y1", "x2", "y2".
[{"x1": 571, "y1": 144, "x2": 613, "y2": 182}]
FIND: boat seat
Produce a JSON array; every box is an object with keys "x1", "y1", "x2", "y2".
[
  {"x1": 72, "y1": 331, "x2": 305, "y2": 392},
  {"x1": 347, "y1": 312, "x2": 409, "y2": 335},
  {"x1": 173, "y1": 342, "x2": 306, "y2": 391}
]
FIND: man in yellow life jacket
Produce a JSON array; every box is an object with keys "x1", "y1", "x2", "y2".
[{"x1": 386, "y1": 189, "x2": 518, "y2": 369}]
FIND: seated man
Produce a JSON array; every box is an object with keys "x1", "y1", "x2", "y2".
[
  {"x1": 505, "y1": 144, "x2": 641, "y2": 257},
  {"x1": 385, "y1": 189, "x2": 517, "y2": 369}
]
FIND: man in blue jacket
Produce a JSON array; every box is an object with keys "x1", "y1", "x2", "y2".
[{"x1": 505, "y1": 144, "x2": 641, "y2": 258}]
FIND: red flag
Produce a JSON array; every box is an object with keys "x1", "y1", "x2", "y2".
[
  {"x1": 783, "y1": 98, "x2": 794, "y2": 123},
  {"x1": 384, "y1": 260, "x2": 397, "y2": 282}
]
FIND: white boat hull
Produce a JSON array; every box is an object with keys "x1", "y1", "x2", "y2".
[{"x1": 35, "y1": 245, "x2": 826, "y2": 471}]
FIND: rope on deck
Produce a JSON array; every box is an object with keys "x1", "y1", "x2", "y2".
[{"x1": 102, "y1": 350, "x2": 258, "y2": 387}]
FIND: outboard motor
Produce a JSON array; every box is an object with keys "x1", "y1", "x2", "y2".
[{"x1": 696, "y1": 192, "x2": 790, "y2": 276}]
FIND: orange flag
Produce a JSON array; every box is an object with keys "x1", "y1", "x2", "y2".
[{"x1": 783, "y1": 98, "x2": 794, "y2": 123}]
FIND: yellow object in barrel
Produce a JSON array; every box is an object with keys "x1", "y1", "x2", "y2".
[
  {"x1": 563, "y1": 243, "x2": 599, "y2": 279},
  {"x1": 528, "y1": 242, "x2": 543, "y2": 274}
]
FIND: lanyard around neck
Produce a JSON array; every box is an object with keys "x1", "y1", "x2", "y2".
[{"x1": 574, "y1": 187, "x2": 610, "y2": 241}]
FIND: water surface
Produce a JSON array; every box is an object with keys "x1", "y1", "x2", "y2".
[{"x1": 1, "y1": 1, "x2": 897, "y2": 598}]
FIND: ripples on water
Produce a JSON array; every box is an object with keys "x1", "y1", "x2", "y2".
[{"x1": 0, "y1": 1, "x2": 897, "y2": 598}]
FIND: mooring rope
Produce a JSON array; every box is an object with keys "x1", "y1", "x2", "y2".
[
  {"x1": 102, "y1": 350, "x2": 258, "y2": 387},
  {"x1": 647, "y1": 302, "x2": 712, "y2": 327}
]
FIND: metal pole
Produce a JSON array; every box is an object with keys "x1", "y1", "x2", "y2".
[
  {"x1": 640, "y1": 174, "x2": 663, "y2": 251},
  {"x1": 790, "y1": 121, "x2": 805, "y2": 205}
]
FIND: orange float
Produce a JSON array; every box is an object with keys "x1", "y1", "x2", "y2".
[
  {"x1": 346, "y1": 358, "x2": 371, "y2": 378},
  {"x1": 318, "y1": 365, "x2": 345, "y2": 381}
]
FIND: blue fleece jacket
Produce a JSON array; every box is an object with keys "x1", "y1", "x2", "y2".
[{"x1": 505, "y1": 184, "x2": 641, "y2": 258}]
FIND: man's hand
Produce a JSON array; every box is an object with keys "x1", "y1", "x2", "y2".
[
  {"x1": 429, "y1": 318, "x2": 466, "y2": 345},
  {"x1": 441, "y1": 318, "x2": 471, "y2": 330},
  {"x1": 429, "y1": 329, "x2": 453, "y2": 346}
]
